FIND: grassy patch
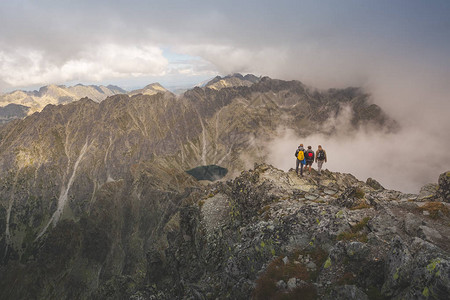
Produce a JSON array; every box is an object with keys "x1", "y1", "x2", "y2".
[
  {"x1": 253, "y1": 248, "x2": 327, "y2": 300},
  {"x1": 337, "y1": 232, "x2": 368, "y2": 243},
  {"x1": 354, "y1": 188, "x2": 365, "y2": 199},
  {"x1": 350, "y1": 200, "x2": 372, "y2": 210},
  {"x1": 352, "y1": 217, "x2": 371, "y2": 231},
  {"x1": 337, "y1": 217, "x2": 371, "y2": 243},
  {"x1": 417, "y1": 202, "x2": 449, "y2": 219}
]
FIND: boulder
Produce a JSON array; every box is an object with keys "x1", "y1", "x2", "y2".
[
  {"x1": 366, "y1": 177, "x2": 385, "y2": 190},
  {"x1": 437, "y1": 171, "x2": 450, "y2": 202},
  {"x1": 404, "y1": 212, "x2": 422, "y2": 236},
  {"x1": 335, "y1": 187, "x2": 358, "y2": 208},
  {"x1": 417, "y1": 183, "x2": 438, "y2": 201}
]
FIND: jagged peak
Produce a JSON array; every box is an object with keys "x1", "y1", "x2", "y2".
[
  {"x1": 204, "y1": 73, "x2": 261, "y2": 90},
  {"x1": 38, "y1": 84, "x2": 64, "y2": 92}
]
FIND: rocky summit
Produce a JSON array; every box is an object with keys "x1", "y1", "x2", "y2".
[
  {"x1": 133, "y1": 164, "x2": 449, "y2": 300},
  {"x1": 0, "y1": 75, "x2": 446, "y2": 299}
]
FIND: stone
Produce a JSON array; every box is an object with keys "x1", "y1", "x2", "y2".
[
  {"x1": 366, "y1": 177, "x2": 385, "y2": 190},
  {"x1": 282, "y1": 256, "x2": 289, "y2": 265},
  {"x1": 305, "y1": 193, "x2": 318, "y2": 201},
  {"x1": 200, "y1": 193, "x2": 231, "y2": 235},
  {"x1": 382, "y1": 236, "x2": 414, "y2": 297},
  {"x1": 404, "y1": 212, "x2": 422, "y2": 235},
  {"x1": 287, "y1": 278, "x2": 298, "y2": 291},
  {"x1": 437, "y1": 171, "x2": 450, "y2": 202},
  {"x1": 417, "y1": 183, "x2": 438, "y2": 201},
  {"x1": 276, "y1": 280, "x2": 287, "y2": 290},
  {"x1": 324, "y1": 188, "x2": 337, "y2": 195},
  {"x1": 419, "y1": 225, "x2": 442, "y2": 242},
  {"x1": 335, "y1": 187, "x2": 359, "y2": 208},
  {"x1": 306, "y1": 261, "x2": 317, "y2": 271}
]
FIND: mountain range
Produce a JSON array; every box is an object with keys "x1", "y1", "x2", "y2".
[
  {"x1": 0, "y1": 82, "x2": 170, "y2": 119},
  {"x1": 0, "y1": 84, "x2": 126, "y2": 115},
  {"x1": 0, "y1": 74, "x2": 446, "y2": 299}
]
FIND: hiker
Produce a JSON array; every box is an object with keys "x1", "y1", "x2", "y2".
[
  {"x1": 294, "y1": 144, "x2": 306, "y2": 176},
  {"x1": 304, "y1": 146, "x2": 315, "y2": 174},
  {"x1": 315, "y1": 145, "x2": 327, "y2": 175}
]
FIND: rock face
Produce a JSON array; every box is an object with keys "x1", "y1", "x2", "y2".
[
  {"x1": 0, "y1": 103, "x2": 30, "y2": 124},
  {"x1": 437, "y1": 171, "x2": 450, "y2": 202},
  {"x1": 143, "y1": 164, "x2": 448, "y2": 299},
  {"x1": 366, "y1": 177, "x2": 385, "y2": 190},
  {"x1": 416, "y1": 171, "x2": 450, "y2": 203},
  {"x1": 0, "y1": 75, "x2": 419, "y2": 299}
]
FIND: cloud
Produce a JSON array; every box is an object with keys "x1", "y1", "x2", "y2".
[
  {"x1": 0, "y1": 44, "x2": 168, "y2": 87},
  {"x1": 176, "y1": 44, "x2": 287, "y2": 77}
]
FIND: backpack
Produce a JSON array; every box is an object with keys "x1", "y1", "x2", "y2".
[
  {"x1": 297, "y1": 150, "x2": 304, "y2": 161},
  {"x1": 307, "y1": 152, "x2": 313, "y2": 158},
  {"x1": 317, "y1": 150, "x2": 325, "y2": 160}
]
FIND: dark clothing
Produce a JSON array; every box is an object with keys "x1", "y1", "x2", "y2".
[
  {"x1": 296, "y1": 158, "x2": 304, "y2": 175},
  {"x1": 295, "y1": 146, "x2": 305, "y2": 175},
  {"x1": 315, "y1": 148, "x2": 327, "y2": 175},
  {"x1": 304, "y1": 149, "x2": 314, "y2": 163},
  {"x1": 315, "y1": 149, "x2": 327, "y2": 162},
  {"x1": 295, "y1": 147, "x2": 305, "y2": 159}
]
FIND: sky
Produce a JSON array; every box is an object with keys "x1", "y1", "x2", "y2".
[{"x1": 0, "y1": 0, "x2": 449, "y2": 192}]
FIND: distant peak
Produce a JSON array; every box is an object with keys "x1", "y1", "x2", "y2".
[
  {"x1": 38, "y1": 84, "x2": 63, "y2": 94},
  {"x1": 143, "y1": 82, "x2": 165, "y2": 89},
  {"x1": 127, "y1": 82, "x2": 169, "y2": 96},
  {"x1": 204, "y1": 73, "x2": 261, "y2": 90}
]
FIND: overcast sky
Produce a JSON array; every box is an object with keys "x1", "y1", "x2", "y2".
[
  {"x1": 1, "y1": 0, "x2": 449, "y2": 192},
  {"x1": 1, "y1": 0, "x2": 448, "y2": 91}
]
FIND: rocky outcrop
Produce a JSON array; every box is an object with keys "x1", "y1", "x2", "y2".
[
  {"x1": 416, "y1": 171, "x2": 450, "y2": 203},
  {"x1": 138, "y1": 164, "x2": 449, "y2": 299},
  {"x1": 366, "y1": 177, "x2": 385, "y2": 190},
  {"x1": 438, "y1": 171, "x2": 450, "y2": 202}
]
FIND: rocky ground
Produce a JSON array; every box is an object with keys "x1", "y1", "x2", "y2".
[{"x1": 140, "y1": 165, "x2": 449, "y2": 299}]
